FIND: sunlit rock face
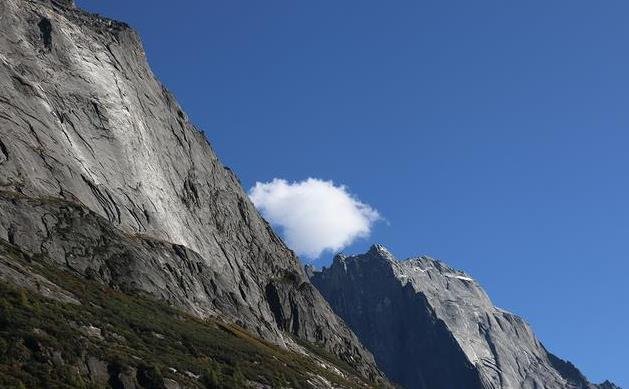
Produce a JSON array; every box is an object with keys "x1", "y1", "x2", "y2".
[
  {"x1": 0, "y1": 0, "x2": 382, "y2": 379},
  {"x1": 311, "y1": 245, "x2": 619, "y2": 389}
]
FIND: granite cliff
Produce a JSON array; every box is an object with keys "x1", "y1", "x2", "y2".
[{"x1": 0, "y1": 0, "x2": 383, "y2": 385}]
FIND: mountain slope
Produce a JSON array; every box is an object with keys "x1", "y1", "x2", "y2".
[
  {"x1": 0, "y1": 238, "x2": 377, "y2": 388},
  {"x1": 311, "y1": 245, "x2": 619, "y2": 389},
  {"x1": 0, "y1": 0, "x2": 382, "y2": 381}
]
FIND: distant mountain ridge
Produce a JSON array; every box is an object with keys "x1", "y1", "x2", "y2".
[{"x1": 311, "y1": 244, "x2": 620, "y2": 389}]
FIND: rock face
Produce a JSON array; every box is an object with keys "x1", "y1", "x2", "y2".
[
  {"x1": 311, "y1": 245, "x2": 619, "y2": 389},
  {"x1": 0, "y1": 0, "x2": 381, "y2": 380}
]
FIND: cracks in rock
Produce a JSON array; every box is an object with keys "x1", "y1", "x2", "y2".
[
  {"x1": 26, "y1": 121, "x2": 63, "y2": 193},
  {"x1": 145, "y1": 197, "x2": 158, "y2": 214},
  {"x1": 110, "y1": 74, "x2": 127, "y2": 107},
  {"x1": 0, "y1": 139, "x2": 8, "y2": 164},
  {"x1": 265, "y1": 282, "x2": 302, "y2": 336},
  {"x1": 27, "y1": 121, "x2": 45, "y2": 149},
  {"x1": 7, "y1": 225, "x2": 16, "y2": 245},
  {"x1": 81, "y1": 174, "x2": 120, "y2": 224},
  {"x1": 289, "y1": 298, "x2": 300, "y2": 335},
  {"x1": 0, "y1": 96, "x2": 52, "y2": 130},
  {"x1": 168, "y1": 123, "x2": 186, "y2": 150},
  {"x1": 181, "y1": 170, "x2": 200, "y2": 208},
  {"x1": 485, "y1": 312, "x2": 493, "y2": 331},
  {"x1": 51, "y1": 110, "x2": 75, "y2": 146},
  {"x1": 0, "y1": 111, "x2": 23, "y2": 129},
  {"x1": 479, "y1": 323, "x2": 505, "y2": 388},
  {"x1": 124, "y1": 205, "x2": 144, "y2": 231},
  {"x1": 90, "y1": 101, "x2": 109, "y2": 132},
  {"x1": 11, "y1": 75, "x2": 38, "y2": 97},
  {"x1": 212, "y1": 234, "x2": 234, "y2": 271},
  {"x1": 237, "y1": 284, "x2": 247, "y2": 302},
  {"x1": 237, "y1": 197, "x2": 251, "y2": 226},
  {"x1": 494, "y1": 312, "x2": 507, "y2": 333},
  {"x1": 265, "y1": 283, "x2": 285, "y2": 330},
  {"x1": 120, "y1": 192, "x2": 146, "y2": 231},
  {"x1": 104, "y1": 190, "x2": 121, "y2": 224},
  {"x1": 169, "y1": 244, "x2": 186, "y2": 264},
  {"x1": 164, "y1": 262, "x2": 187, "y2": 293},
  {"x1": 514, "y1": 357, "x2": 526, "y2": 381},
  {"x1": 159, "y1": 87, "x2": 194, "y2": 160},
  {"x1": 105, "y1": 44, "x2": 123, "y2": 71},
  {"x1": 238, "y1": 269, "x2": 251, "y2": 290},
  {"x1": 37, "y1": 17, "x2": 53, "y2": 51},
  {"x1": 133, "y1": 87, "x2": 152, "y2": 118},
  {"x1": 63, "y1": 113, "x2": 96, "y2": 157}
]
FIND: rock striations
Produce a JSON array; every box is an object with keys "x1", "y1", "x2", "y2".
[
  {"x1": 0, "y1": 0, "x2": 382, "y2": 381},
  {"x1": 311, "y1": 245, "x2": 619, "y2": 389}
]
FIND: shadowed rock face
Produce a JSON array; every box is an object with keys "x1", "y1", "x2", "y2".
[
  {"x1": 311, "y1": 245, "x2": 619, "y2": 389},
  {"x1": 310, "y1": 247, "x2": 483, "y2": 388},
  {"x1": 0, "y1": 0, "x2": 382, "y2": 380}
]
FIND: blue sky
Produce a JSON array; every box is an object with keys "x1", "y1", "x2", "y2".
[{"x1": 79, "y1": 1, "x2": 628, "y2": 386}]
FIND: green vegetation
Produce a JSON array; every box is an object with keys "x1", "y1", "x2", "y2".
[{"x1": 0, "y1": 240, "x2": 372, "y2": 388}]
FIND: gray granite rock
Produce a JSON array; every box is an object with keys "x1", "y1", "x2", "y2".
[
  {"x1": 0, "y1": 239, "x2": 80, "y2": 304},
  {"x1": 311, "y1": 245, "x2": 619, "y2": 389},
  {"x1": 0, "y1": 0, "x2": 381, "y2": 380}
]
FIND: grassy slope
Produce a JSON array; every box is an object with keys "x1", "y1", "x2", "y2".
[{"x1": 0, "y1": 240, "x2": 376, "y2": 388}]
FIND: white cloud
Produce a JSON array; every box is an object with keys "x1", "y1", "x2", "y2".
[{"x1": 249, "y1": 178, "x2": 381, "y2": 259}]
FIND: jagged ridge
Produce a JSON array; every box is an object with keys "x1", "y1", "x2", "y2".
[{"x1": 311, "y1": 245, "x2": 619, "y2": 389}]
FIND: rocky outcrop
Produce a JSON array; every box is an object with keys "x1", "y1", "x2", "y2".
[
  {"x1": 0, "y1": 0, "x2": 382, "y2": 380},
  {"x1": 311, "y1": 245, "x2": 619, "y2": 389},
  {"x1": 0, "y1": 236, "x2": 80, "y2": 305}
]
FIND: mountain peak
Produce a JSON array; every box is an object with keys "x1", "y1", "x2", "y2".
[
  {"x1": 312, "y1": 246, "x2": 619, "y2": 389},
  {"x1": 366, "y1": 244, "x2": 396, "y2": 261}
]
